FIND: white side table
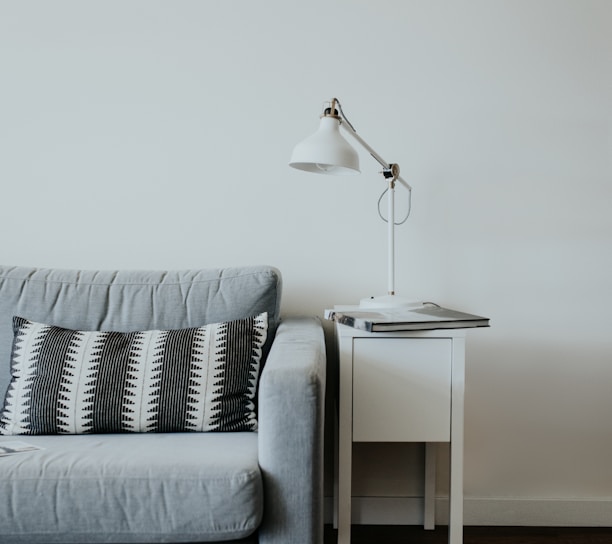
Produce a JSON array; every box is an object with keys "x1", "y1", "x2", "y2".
[{"x1": 333, "y1": 320, "x2": 466, "y2": 544}]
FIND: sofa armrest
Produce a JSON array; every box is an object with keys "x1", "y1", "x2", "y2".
[{"x1": 257, "y1": 317, "x2": 326, "y2": 544}]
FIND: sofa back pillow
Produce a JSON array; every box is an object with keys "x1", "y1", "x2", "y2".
[
  {"x1": 0, "y1": 313, "x2": 267, "y2": 435},
  {"x1": 0, "y1": 265, "x2": 282, "y2": 406}
]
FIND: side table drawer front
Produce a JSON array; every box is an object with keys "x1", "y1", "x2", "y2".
[{"x1": 352, "y1": 337, "x2": 452, "y2": 442}]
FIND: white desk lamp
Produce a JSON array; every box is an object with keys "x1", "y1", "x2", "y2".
[{"x1": 290, "y1": 98, "x2": 421, "y2": 309}]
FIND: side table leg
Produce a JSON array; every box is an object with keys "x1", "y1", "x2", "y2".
[
  {"x1": 424, "y1": 442, "x2": 437, "y2": 530},
  {"x1": 337, "y1": 426, "x2": 351, "y2": 544},
  {"x1": 449, "y1": 337, "x2": 465, "y2": 544},
  {"x1": 337, "y1": 328, "x2": 353, "y2": 544},
  {"x1": 448, "y1": 436, "x2": 464, "y2": 544}
]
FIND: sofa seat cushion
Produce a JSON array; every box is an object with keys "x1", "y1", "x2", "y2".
[{"x1": 0, "y1": 432, "x2": 262, "y2": 543}]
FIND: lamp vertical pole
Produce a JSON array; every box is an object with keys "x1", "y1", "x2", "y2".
[{"x1": 388, "y1": 179, "x2": 395, "y2": 296}]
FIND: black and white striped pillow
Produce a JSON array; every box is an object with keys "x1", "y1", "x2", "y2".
[{"x1": 0, "y1": 313, "x2": 267, "y2": 435}]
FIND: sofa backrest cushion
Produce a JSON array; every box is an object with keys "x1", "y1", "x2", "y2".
[{"x1": 0, "y1": 265, "x2": 282, "y2": 402}]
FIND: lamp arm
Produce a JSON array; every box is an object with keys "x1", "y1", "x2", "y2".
[
  {"x1": 329, "y1": 98, "x2": 413, "y2": 298},
  {"x1": 338, "y1": 119, "x2": 413, "y2": 191}
]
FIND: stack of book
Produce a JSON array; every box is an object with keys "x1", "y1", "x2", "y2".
[{"x1": 325, "y1": 303, "x2": 490, "y2": 332}]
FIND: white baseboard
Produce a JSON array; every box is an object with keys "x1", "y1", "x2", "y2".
[
  {"x1": 325, "y1": 496, "x2": 612, "y2": 527},
  {"x1": 462, "y1": 497, "x2": 612, "y2": 527}
]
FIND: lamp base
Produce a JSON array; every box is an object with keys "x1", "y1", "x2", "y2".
[{"x1": 359, "y1": 294, "x2": 423, "y2": 310}]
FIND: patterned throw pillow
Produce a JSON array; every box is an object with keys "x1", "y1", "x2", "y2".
[{"x1": 0, "y1": 313, "x2": 267, "y2": 435}]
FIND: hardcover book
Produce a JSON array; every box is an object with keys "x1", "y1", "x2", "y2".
[{"x1": 325, "y1": 304, "x2": 490, "y2": 332}]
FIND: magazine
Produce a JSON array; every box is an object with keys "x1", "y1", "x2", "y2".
[
  {"x1": 0, "y1": 441, "x2": 43, "y2": 456},
  {"x1": 325, "y1": 303, "x2": 490, "y2": 332}
]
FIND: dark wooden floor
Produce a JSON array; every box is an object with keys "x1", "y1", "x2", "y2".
[{"x1": 324, "y1": 525, "x2": 612, "y2": 543}]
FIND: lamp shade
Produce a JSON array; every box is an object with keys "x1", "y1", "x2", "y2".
[{"x1": 289, "y1": 116, "x2": 360, "y2": 175}]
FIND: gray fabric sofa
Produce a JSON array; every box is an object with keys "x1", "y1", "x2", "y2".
[{"x1": 0, "y1": 265, "x2": 326, "y2": 544}]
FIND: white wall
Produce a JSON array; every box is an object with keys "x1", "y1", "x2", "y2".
[{"x1": 1, "y1": 0, "x2": 611, "y2": 525}]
